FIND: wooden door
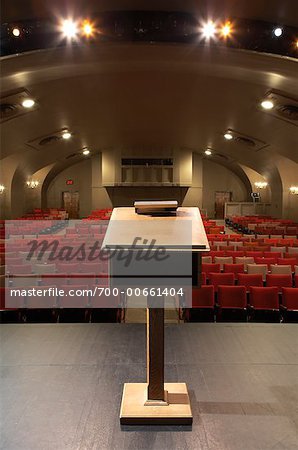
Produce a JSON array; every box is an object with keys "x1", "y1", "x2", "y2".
[
  {"x1": 62, "y1": 192, "x2": 79, "y2": 219},
  {"x1": 214, "y1": 191, "x2": 231, "y2": 219}
]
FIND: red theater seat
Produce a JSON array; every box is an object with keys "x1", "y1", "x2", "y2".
[
  {"x1": 266, "y1": 274, "x2": 293, "y2": 292},
  {"x1": 209, "y1": 273, "x2": 235, "y2": 292},
  {"x1": 223, "y1": 263, "x2": 245, "y2": 280},
  {"x1": 249, "y1": 287, "x2": 279, "y2": 311},
  {"x1": 217, "y1": 285, "x2": 247, "y2": 309},
  {"x1": 281, "y1": 288, "x2": 298, "y2": 312},
  {"x1": 202, "y1": 263, "x2": 221, "y2": 279},
  {"x1": 238, "y1": 273, "x2": 263, "y2": 292}
]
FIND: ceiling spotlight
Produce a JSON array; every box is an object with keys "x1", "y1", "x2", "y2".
[
  {"x1": 220, "y1": 22, "x2": 233, "y2": 38},
  {"x1": 82, "y1": 20, "x2": 94, "y2": 37},
  {"x1": 61, "y1": 19, "x2": 78, "y2": 39},
  {"x1": 273, "y1": 27, "x2": 283, "y2": 37},
  {"x1": 82, "y1": 149, "x2": 90, "y2": 155},
  {"x1": 22, "y1": 98, "x2": 35, "y2": 108},
  {"x1": 202, "y1": 21, "x2": 217, "y2": 39},
  {"x1": 62, "y1": 130, "x2": 72, "y2": 140},
  {"x1": 12, "y1": 27, "x2": 21, "y2": 37},
  {"x1": 205, "y1": 149, "x2": 212, "y2": 156},
  {"x1": 261, "y1": 100, "x2": 274, "y2": 110},
  {"x1": 224, "y1": 132, "x2": 233, "y2": 140}
]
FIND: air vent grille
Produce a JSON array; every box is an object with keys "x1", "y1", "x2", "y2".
[
  {"x1": 260, "y1": 90, "x2": 298, "y2": 126},
  {"x1": 0, "y1": 89, "x2": 37, "y2": 123},
  {"x1": 39, "y1": 136, "x2": 61, "y2": 146}
]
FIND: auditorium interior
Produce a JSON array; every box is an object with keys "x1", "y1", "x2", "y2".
[{"x1": 0, "y1": 1, "x2": 298, "y2": 449}]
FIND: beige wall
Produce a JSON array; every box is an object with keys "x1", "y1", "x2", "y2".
[
  {"x1": 47, "y1": 159, "x2": 92, "y2": 218},
  {"x1": 202, "y1": 159, "x2": 248, "y2": 218}
]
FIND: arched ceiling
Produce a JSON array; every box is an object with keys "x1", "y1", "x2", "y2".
[
  {"x1": 1, "y1": 43, "x2": 297, "y2": 178},
  {"x1": 1, "y1": 0, "x2": 298, "y2": 213}
]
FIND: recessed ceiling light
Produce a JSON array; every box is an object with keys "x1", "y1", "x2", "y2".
[
  {"x1": 220, "y1": 22, "x2": 233, "y2": 38},
  {"x1": 61, "y1": 19, "x2": 78, "y2": 39},
  {"x1": 22, "y1": 99, "x2": 35, "y2": 108},
  {"x1": 62, "y1": 130, "x2": 72, "y2": 140},
  {"x1": 82, "y1": 20, "x2": 94, "y2": 37},
  {"x1": 224, "y1": 132, "x2": 233, "y2": 140},
  {"x1": 261, "y1": 100, "x2": 274, "y2": 110},
  {"x1": 202, "y1": 21, "x2": 216, "y2": 39},
  {"x1": 273, "y1": 27, "x2": 283, "y2": 37},
  {"x1": 205, "y1": 149, "x2": 212, "y2": 156},
  {"x1": 12, "y1": 27, "x2": 21, "y2": 37},
  {"x1": 83, "y1": 149, "x2": 90, "y2": 155}
]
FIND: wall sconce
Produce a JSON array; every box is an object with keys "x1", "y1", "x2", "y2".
[
  {"x1": 254, "y1": 181, "x2": 268, "y2": 189},
  {"x1": 0, "y1": 184, "x2": 5, "y2": 194},
  {"x1": 26, "y1": 180, "x2": 39, "y2": 189},
  {"x1": 289, "y1": 186, "x2": 298, "y2": 195}
]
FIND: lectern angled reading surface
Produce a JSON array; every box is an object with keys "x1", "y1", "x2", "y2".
[{"x1": 102, "y1": 207, "x2": 209, "y2": 425}]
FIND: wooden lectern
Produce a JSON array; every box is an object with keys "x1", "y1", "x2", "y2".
[{"x1": 102, "y1": 207, "x2": 209, "y2": 425}]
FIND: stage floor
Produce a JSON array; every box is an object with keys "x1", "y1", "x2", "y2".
[{"x1": 0, "y1": 323, "x2": 297, "y2": 450}]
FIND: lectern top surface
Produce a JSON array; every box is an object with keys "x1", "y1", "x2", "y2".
[{"x1": 102, "y1": 207, "x2": 210, "y2": 251}]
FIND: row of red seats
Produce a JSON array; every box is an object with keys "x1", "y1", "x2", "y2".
[
  {"x1": 184, "y1": 285, "x2": 298, "y2": 321},
  {"x1": 199, "y1": 272, "x2": 298, "y2": 291}
]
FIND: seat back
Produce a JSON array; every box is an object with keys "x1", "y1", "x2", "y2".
[
  {"x1": 266, "y1": 274, "x2": 292, "y2": 292},
  {"x1": 235, "y1": 257, "x2": 255, "y2": 271},
  {"x1": 201, "y1": 263, "x2": 221, "y2": 278},
  {"x1": 277, "y1": 258, "x2": 297, "y2": 271},
  {"x1": 223, "y1": 263, "x2": 245, "y2": 279},
  {"x1": 217, "y1": 285, "x2": 247, "y2": 309},
  {"x1": 191, "y1": 286, "x2": 214, "y2": 308},
  {"x1": 247, "y1": 264, "x2": 268, "y2": 281},
  {"x1": 250, "y1": 286, "x2": 279, "y2": 310},
  {"x1": 238, "y1": 273, "x2": 263, "y2": 291},
  {"x1": 281, "y1": 288, "x2": 298, "y2": 311},
  {"x1": 270, "y1": 265, "x2": 292, "y2": 275},
  {"x1": 214, "y1": 256, "x2": 233, "y2": 270},
  {"x1": 208, "y1": 272, "x2": 235, "y2": 292}
]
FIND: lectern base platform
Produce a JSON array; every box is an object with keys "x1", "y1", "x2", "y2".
[{"x1": 120, "y1": 383, "x2": 193, "y2": 425}]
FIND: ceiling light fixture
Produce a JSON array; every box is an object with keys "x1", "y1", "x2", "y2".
[
  {"x1": 82, "y1": 149, "x2": 90, "y2": 155},
  {"x1": 22, "y1": 99, "x2": 35, "y2": 108},
  {"x1": 205, "y1": 149, "x2": 212, "y2": 156},
  {"x1": 273, "y1": 27, "x2": 283, "y2": 37},
  {"x1": 224, "y1": 132, "x2": 233, "y2": 140},
  {"x1": 202, "y1": 21, "x2": 217, "y2": 39},
  {"x1": 61, "y1": 19, "x2": 78, "y2": 39},
  {"x1": 261, "y1": 99, "x2": 274, "y2": 110},
  {"x1": 12, "y1": 27, "x2": 21, "y2": 37},
  {"x1": 62, "y1": 130, "x2": 72, "y2": 140},
  {"x1": 82, "y1": 20, "x2": 94, "y2": 37},
  {"x1": 254, "y1": 181, "x2": 268, "y2": 189},
  {"x1": 220, "y1": 22, "x2": 233, "y2": 38}
]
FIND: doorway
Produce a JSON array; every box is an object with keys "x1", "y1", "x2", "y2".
[
  {"x1": 215, "y1": 191, "x2": 232, "y2": 219},
  {"x1": 62, "y1": 192, "x2": 80, "y2": 219}
]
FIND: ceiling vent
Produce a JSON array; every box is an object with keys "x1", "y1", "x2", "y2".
[
  {"x1": 27, "y1": 129, "x2": 73, "y2": 151},
  {"x1": 65, "y1": 153, "x2": 78, "y2": 159},
  {"x1": 260, "y1": 90, "x2": 298, "y2": 126},
  {"x1": 0, "y1": 103, "x2": 17, "y2": 119},
  {"x1": 0, "y1": 89, "x2": 37, "y2": 123},
  {"x1": 234, "y1": 136, "x2": 256, "y2": 147},
  {"x1": 223, "y1": 129, "x2": 267, "y2": 151},
  {"x1": 276, "y1": 104, "x2": 298, "y2": 121},
  {"x1": 215, "y1": 153, "x2": 230, "y2": 160},
  {"x1": 39, "y1": 135, "x2": 61, "y2": 146}
]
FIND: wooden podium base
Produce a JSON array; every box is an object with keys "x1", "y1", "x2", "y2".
[{"x1": 120, "y1": 383, "x2": 193, "y2": 425}]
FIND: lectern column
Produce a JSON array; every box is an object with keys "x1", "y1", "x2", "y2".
[{"x1": 147, "y1": 308, "x2": 165, "y2": 401}]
